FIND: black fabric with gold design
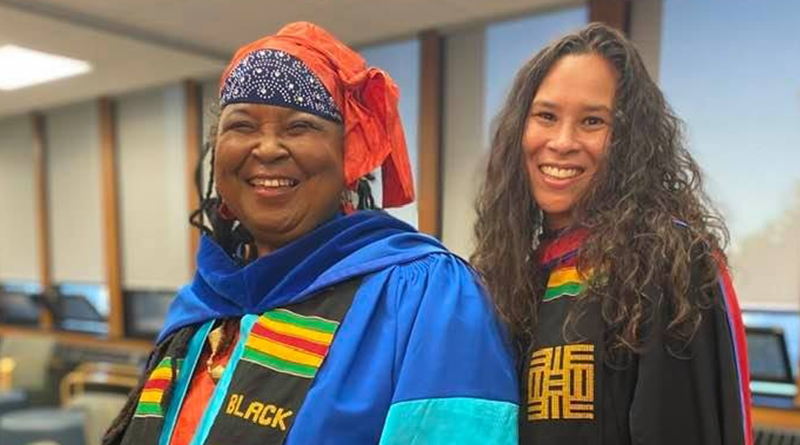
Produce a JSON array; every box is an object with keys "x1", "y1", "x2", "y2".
[
  {"x1": 519, "y1": 233, "x2": 747, "y2": 444},
  {"x1": 520, "y1": 283, "x2": 612, "y2": 444}
]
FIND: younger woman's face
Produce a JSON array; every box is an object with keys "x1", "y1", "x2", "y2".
[{"x1": 522, "y1": 53, "x2": 617, "y2": 230}]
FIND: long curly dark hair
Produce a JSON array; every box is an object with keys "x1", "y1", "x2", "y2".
[{"x1": 471, "y1": 23, "x2": 729, "y2": 357}]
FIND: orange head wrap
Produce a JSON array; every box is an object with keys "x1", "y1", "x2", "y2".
[{"x1": 219, "y1": 22, "x2": 414, "y2": 208}]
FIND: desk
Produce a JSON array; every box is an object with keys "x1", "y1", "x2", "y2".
[{"x1": 754, "y1": 404, "x2": 800, "y2": 429}]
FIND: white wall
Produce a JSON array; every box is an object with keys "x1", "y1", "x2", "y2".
[
  {"x1": 200, "y1": 78, "x2": 219, "y2": 203},
  {"x1": 0, "y1": 116, "x2": 40, "y2": 282},
  {"x1": 201, "y1": 78, "x2": 219, "y2": 141},
  {"x1": 116, "y1": 85, "x2": 191, "y2": 289},
  {"x1": 46, "y1": 102, "x2": 105, "y2": 283}
]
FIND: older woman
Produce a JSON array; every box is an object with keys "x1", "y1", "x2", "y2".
[
  {"x1": 103, "y1": 22, "x2": 517, "y2": 445},
  {"x1": 472, "y1": 24, "x2": 752, "y2": 444}
]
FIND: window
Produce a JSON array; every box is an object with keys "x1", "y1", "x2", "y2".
[
  {"x1": 484, "y1": 6, "x2": 588, "y2": 137},
  {"x1": 660, "y1": 0, "x2": 800, "y2": 308}
]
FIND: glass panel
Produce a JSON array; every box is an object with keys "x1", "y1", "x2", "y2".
[
  {"x1": 660, "y1": 0, "x2": 800, "y2": 309},
  {"x1": 484, "y1": 6, "x2": 588, "y2": 138}
]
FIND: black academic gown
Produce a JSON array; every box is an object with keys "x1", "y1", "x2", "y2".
[{"x1": 518, "y1": 231, "x2": 752, "y2": 445}]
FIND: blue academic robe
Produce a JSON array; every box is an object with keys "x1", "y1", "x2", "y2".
[{"x1": 155, "y1": 211, "x2": 519, "y2": 444}]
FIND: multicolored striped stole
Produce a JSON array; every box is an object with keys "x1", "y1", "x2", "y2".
[
  {"x1": 243, "y1": 308, "x2": 338, "y2": 379},
  {"x1": 119, "y1": 324, "x2": 201, "y2": 445},
  {"x1": 134, "y1": 357, "x2": 179, "y2": 418}
]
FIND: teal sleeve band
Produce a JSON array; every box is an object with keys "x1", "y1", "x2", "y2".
[{"x1": 378, "y1": 397, "x2": 518, "y2": 445}]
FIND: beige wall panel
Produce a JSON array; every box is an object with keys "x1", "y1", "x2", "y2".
[
  {"x1": 0, "y1": 116, "x2": 39, "y2": 282},
  {"x1": 117, "y1": 85, "x2": 191, "y2": 288}
]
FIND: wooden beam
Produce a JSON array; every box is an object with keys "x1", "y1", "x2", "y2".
[
  {"x1": 31, "y1": 113, "x2": 53, "y2": 329},
  {"x1": 98, "y1": 98, "x2": 124, "y2": 339},
  {"x1": 795, "y1": 370, "x2": 800, "y2": 407},
  {"x1": 589, "y1": 0, "x2": 633, "y2": 36},
  {"x1": 417, "y1": 31, "x2": 444, "y2": 238},
  {"x1": 184, "y1": 80, "x2": 202, "y2": 271}
]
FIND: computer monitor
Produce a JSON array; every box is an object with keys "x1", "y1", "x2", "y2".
[
  {"x1": 745, "y1": 325, "x2": 797, "y2": 407},
  {"x1": 742, "y1": 308, "x2": 799, "y2": 378},
  {"x1": 0, "y1": 288, "x2": 41, "y2": 326},
  {"x1": 746, "y1": 327, "x2": 794, "y2": 384},
  {"x1": 123, "y1": 289, "x2": 175, "y2": 340},
  {"x1": 54, "y1": 283, "x2": 109, "y2": 336}
]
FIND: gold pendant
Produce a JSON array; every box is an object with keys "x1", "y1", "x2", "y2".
[
  {"x1": 208, "y1": 363, "x2": 226, "y2": 381},
  {"x1": 207, "y1": 322, "x2": 227, "y2": 382}
]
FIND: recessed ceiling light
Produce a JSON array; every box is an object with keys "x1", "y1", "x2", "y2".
[{"x1": 0, "y1": 45, "x2": 92, "y2": 91}]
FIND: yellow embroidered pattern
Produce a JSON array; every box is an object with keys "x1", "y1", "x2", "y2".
[{"x1": 527, "y1": 344, "x2": 595, "y2": 421}]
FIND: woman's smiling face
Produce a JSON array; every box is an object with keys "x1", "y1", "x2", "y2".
[
  {"x1": 522, "y1": 53, "x2": 617, "y2": 230},
  {"x1": 214, "y1": 103, "x2": 344, "y2": 256}
]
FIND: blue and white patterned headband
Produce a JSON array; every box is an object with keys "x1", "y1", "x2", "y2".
[{"x1": 219, "y1": 49, "x2": 343, "y2": 123}]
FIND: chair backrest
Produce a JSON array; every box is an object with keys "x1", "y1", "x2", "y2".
[
  {"x1": 0, "y1": 334, "x2": 56, "y2": 393},
  {"x1": 67, "y1": 393, "x2": 127, "y2": 445},
  {"x1": 62, "y1": 362, "x2": 140, "y2": 445}
]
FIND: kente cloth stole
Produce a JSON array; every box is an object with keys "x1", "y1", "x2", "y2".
[{"x1": 120, "y1": 278, "x2": 361, "y2": 445}]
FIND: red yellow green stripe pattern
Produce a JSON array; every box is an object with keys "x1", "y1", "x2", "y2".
[
  {"x1": 242, "y1": 308, "x2": 339, "y2": 379},
  {"x1": 134, "y1": 357, "x2": 178, "y2": 418},
  {"x1": 544, "y1": 266, "x2": 588, "y2": 302}
]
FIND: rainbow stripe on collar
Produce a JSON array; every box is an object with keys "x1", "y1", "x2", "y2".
[{"x1": 544, "y1": 265, "x2": 589, "y2": 302}]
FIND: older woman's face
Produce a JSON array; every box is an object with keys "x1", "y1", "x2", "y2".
[
  {"x1": 522, "y1": 53, "x2": 616, "y2": 230},
  {"x1": 215, "y1": 103, "x2": 344, "y2": 256}
]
